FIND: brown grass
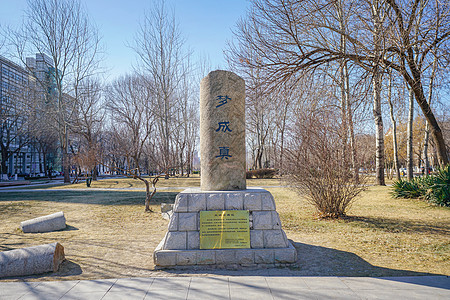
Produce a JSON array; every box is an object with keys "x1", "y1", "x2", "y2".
[{"x1": 0, "y1": 178, "x2": 448, "y2": 281}]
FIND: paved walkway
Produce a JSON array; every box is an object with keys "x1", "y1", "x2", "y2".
[{"x1": 1, "y1": 276, "x2": 448, "y2": 300}]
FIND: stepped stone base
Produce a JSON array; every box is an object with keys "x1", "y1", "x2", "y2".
[{"x1": 154, "y1": 188, "x2": 297, "y2": 268}]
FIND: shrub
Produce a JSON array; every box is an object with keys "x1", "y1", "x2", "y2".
[
  {"x1": 425, "y1": 165, "x2": 450, "y2": 207},
  {"x1": 391, "y1": 178, "x2": 423, "y2": 199},
  {"x1": 283, "y1": 110, "x2": 367, "y2": 219}
]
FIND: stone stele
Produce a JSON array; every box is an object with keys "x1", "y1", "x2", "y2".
[
  {"x1": 153, "y1": 70, "x2": 297, "y2": 268},
  {"x1": 200, "y1": 70, "x2": 246, "y2": 191}
]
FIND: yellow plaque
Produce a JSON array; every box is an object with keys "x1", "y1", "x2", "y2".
[{"x1": 199, "y1": 210, "x2": 250, "y2": 249}]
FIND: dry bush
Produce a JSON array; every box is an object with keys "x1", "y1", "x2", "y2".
[{"x1": 284, "y1": 110, "x2": 366, "y2": 218}]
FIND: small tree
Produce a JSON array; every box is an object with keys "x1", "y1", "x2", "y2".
[{"x1": 284, "y1": 108, "x2": 367, "y2": 218}]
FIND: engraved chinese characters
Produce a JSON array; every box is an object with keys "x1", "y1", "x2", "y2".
[{"x1": 200, "y1": 70, "x2": 246, "y2": 191}]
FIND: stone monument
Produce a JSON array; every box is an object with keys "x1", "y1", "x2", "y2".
[{"x1": 153, "y1": 70, "x2": 296, "y2": 268}]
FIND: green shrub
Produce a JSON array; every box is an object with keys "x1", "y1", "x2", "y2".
[
  {"x1": 391, "y1": 165, "x2": 449, "y2": 207},
  {"x1": 391, "y1": 178, "x2": 423, "y2": 198},
  {"x1": 425, "y1": 165, "x2": 450, "y2": 207}
]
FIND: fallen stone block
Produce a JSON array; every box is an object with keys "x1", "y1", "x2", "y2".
[
  {"x1": 20, "y1": 211, "x2": 66, "y2": 233},
  {"x1": 0, "y1": 242, "x2": 65, "y2": 278}
]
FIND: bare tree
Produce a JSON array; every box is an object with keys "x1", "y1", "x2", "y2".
[
  {"x1": 71, "y1": 78, "x2": 104, "y2": 180},
  {"x1": 228, "y1": 0, "x2": 449, "y2": 171},
  {"x1": 106, "y1": 74, "x2": 158, "y2": 211},
  {"x1": 132, "y1": 0, "x2": 191, "y2": 175},
  {"x1": 10, "y1": 0, "x2": 102, "y2": 183}
]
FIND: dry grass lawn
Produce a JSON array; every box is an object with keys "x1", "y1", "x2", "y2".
[{"x1": 0, "y1": 177, "x2": 448, "y2": 281}]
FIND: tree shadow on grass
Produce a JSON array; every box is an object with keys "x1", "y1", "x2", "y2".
[
  {"x1": 343, "y1": 215, "x2": 450, "y2": 235},
  {"x1": 289, "y1": 241, "x2": 443, "y2": 277},
  {"x1": 0, "y1": 191, "x2": 179, "y2": 206}
]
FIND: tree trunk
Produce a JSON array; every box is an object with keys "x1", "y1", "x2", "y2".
[
  {"x1": 373, "y1": 68, "x2": 385, "y2": 185},
  {"x1": 387, "y1": 72, "x2": 400, "y2": 180},
  {"x1": 372, "y1": 0, "x2": 385, "y2": 186},
  {"x1": 407, "y1": 87, "x2": 414, "y2": 179}
]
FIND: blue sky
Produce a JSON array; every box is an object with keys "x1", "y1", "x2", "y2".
[{"x1": 0, "y1": 0, "x2": 250, "y2": 80}]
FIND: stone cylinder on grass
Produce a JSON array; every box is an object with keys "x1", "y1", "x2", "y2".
[
  {"x1": 0, "y1": 242, "x2": 65, "y2": 278},
  {"x1": 200, "y1": 70, "x2": 246, "y2": 191},
  {"x1": 20, "y1": 211, "x2": 66, "y2": 233}
]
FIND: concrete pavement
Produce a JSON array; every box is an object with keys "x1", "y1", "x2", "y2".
[{"x1": 1, "y1": 275, "x2": 449, "y2": 300}]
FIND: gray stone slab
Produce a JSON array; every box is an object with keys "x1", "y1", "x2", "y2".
[
  {"x1": 225, "y1": 193, "x2": 244, "y2": 210},
  {"x1": 168, "y1": 213, "x2": 178, "y2": 231},
  {"x1": 188, "y1": 193, "x2": 206, "y2": 212},
  {"x1": 250, "y1": 230, "x2": 264, "y2": 248},
  {"x1": 177, "y1": 251, "x2": 197, "y2": 265},
  {"x1": 164, "y1": 232, "x2": 187, "y2": 250},
  {"x1": 271, "y1": 211, "x2": 282, "y2": 229},
  {"x1": 274, "y1": 245, "x2": 297, "y2": 263},
  {"x1": 178, "y1": 212, "x2": 197, "y2": 231},
  {"x1": 236, "y1": 249, "x2": 255, "y2": 264},
  {"x1": 261, "y1": 193, "x2": 276, "y2": 210},
  {"x1": 252, "y1": 211, "x2": 273, "y2": 230},
  {"x1": 197, "y1": 250, "x2": 216, "y2": 265},
  {"x1": 173, "y1": 194, "x2": 188, "y2": 213},
  {"x1": 254, "y1": 249, "x2": 275, "y2": 264},
  {"x1": 206, "y1": 193, "x2": 225, "y2": 210},
  {"x1": 216, "y1": 249, "x2": 237, "y2": 264},
  {"x1": 264, "y1": 230, "x2": 288, "y2": 248},
  {"x1": 244, "y1": 192, "x2": 262, "y2": 210},
  {"x1": 187, "y1": 231, "x2": 200, "y2": 249},
  {"x1": 153, "y1": 249, "x2": 177, "y2": 267}
]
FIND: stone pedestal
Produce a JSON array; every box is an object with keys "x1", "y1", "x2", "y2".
[
  {"x1": 153, "y1": 188, "x2": 297, "y2": 268},
  {"x1": 153, "y1": 70, "x2": 296, "y2": 268}
]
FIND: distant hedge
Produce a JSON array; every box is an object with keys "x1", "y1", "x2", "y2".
[{"x1": 246, "y1": 168, "x2": 277, "y2": 179}]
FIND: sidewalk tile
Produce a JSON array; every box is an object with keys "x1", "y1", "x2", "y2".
[
  {"x1": 229, "y1": 287, "x2": 273, "y2": 300},
  {"x1": 102, "y1": 290, "x2": 147, "y2": 300},
  {"x1": 109, "y1": 277, "x2": 154, "y2": 293},
  {"x1": 144, "y1": 289, "x2": 188, "y2": 300},
  {"x1": 0, "y1": 281, "x2": 40, "y2": 299},
  {"x1": 149, "y1": 277, "x2": 191, "y2": 290},
  {"x1": 187, "y1": 287, "x2": 230, "y2": 300},
  {"x1": 60, "y1": 291, "x2": 107, "y2": 300},
  {"x1": 302, "y1": 276, "x2": 349, "y2": 290},
  {"x1": 68, "y1": 279, "x2": 117, "y2": 293},
  {"x1": 266, "y1": 276, "x2": 309, "y2": 290},
  {"x1": 189, "y1": 277, "x2": 229, "y2": 290}
]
